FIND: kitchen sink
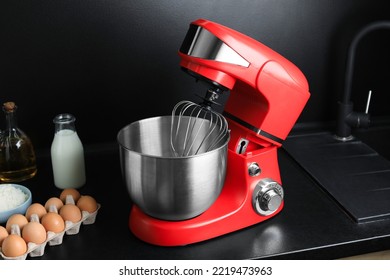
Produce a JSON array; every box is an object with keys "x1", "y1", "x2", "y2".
[
  {"x1": 354, "y1": 125, "x2": 390, "y2": 160},
  {"x1": 283, "y1": 122, "x2": 390, "y2": 223}
]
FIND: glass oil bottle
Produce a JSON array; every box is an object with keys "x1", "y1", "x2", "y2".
[{"x1": 0, "y1": 101, "x2": 37, "y2": 182}]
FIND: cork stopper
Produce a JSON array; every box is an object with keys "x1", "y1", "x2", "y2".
[{"x1": 3, "y1": 102, "x2": 16, "y2": 112}]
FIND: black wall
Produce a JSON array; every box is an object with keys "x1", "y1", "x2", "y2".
[{"x1": 1, "y1": 0, "x2": 390, "y2": 151}]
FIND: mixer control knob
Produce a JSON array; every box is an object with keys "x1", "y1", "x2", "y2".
[
  {"x1": 252, "y1": 178, "x2": 284, "y2": 216},
  {"x1": 260, "y1": 189, "x2": 282, "y2": 212}
]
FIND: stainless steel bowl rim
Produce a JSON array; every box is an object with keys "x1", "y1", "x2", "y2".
[{"x1": 117, "y1": 115, "x2": 230, "y2": 160}]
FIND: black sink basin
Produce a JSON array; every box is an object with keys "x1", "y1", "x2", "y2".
[
  {"x1": 354, "y1": 125, "x2": 390, "y2": 160},
  {"x1": 283, "y1": 123, "x2": 390, "y2": 223}
]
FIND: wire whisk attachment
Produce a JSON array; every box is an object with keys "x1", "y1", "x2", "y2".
[{"x1": 170, "y1": 100, "x2": 229, "y2": 157}]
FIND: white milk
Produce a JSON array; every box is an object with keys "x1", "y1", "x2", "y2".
[{"x1": 51, "y1": 129, "x2": 86, "y2": 189}]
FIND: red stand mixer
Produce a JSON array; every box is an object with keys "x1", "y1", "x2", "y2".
[{"x1": 125, "y1": 19, "x2": 310, "y2": 246}]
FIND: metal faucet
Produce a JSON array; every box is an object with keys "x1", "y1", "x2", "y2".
[{"x1": 335, "y1": 21, "x2": 390, "y2": 141}]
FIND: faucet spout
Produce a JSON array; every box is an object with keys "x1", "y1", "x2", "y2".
[{"x1": 335, "y1": 21, "x2": 390, "y2": 141}]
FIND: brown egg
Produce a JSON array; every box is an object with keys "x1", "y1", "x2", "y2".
[
  {"x1": 0, "y1": 225, "x2": 9, "y2": 246},
  {"x1": 41, "y1": 212, "x2": 65, "y2": 233},
  {"x1": 1, "y1": 234, "x2": 27, "y2": 257},
  {"x1": 25, "y1": 203, "x2": 47, "y2": 221},
  {"x1": 22, "y1": 221, "x2": 47, "y2": 244},
  {"x1": 60, "y1": 188, "x2": 81, "y2": 203},
  {"x1": 59, "y1": 204, "x2": 82, "y2": 223},
  {"x1": 44, "y1": 197, "x2": 64, "y2": 212},
  {"x1": 6, "y1": 213, "x2": 28, "y2": 233},
  {"x1": 77, "y1": 195, "x2": 98, "y2": 213}
]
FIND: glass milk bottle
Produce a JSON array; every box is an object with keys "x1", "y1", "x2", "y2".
[{"x1": 51, "y1": 113, "x2": 86, "y2": 189}]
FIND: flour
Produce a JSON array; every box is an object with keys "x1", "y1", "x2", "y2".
[{"x1": 0, "y1": 185, "x2": 28, "y2": 211}]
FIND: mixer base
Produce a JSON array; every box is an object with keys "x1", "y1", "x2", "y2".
[
  {"x1": 129, "y1": 203, "x2": 283, "y2": 247},
  {"x1": 129, "y1": 147, "x2": 283, "y2": 246}
]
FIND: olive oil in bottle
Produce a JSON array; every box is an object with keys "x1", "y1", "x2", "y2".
[{"x1": 0, "y1": 102, "x2": 37, "y2": 182}]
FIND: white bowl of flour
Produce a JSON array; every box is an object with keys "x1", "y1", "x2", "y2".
[{"x1": 0, "y1": 184, "x2": 32, "y2": 224}]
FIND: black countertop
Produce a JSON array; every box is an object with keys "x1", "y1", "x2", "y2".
[{"x1": 7, "y1": 139, "x2": 390, "y2": 260}]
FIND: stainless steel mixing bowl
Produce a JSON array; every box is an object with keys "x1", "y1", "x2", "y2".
[{"x1": 117, "y1": 115, "x2": 229, "y2": 221}]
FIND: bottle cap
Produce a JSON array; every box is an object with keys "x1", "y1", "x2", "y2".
[{"x1": 3, "y1": 102, "x2": 16, "y2": 112}]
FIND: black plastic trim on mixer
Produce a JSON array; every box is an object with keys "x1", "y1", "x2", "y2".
[
  {"x1": 223, "y1": 111, "x2": 283, "y2": 144},
  {"x1": 182, "y1": 67, "x2": 229, "y2": 93},
  {"x1": 196, "y1": 86, "x2": 225, "y2": 109}
]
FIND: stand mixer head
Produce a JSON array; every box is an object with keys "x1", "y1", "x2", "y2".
[
  {"x1": 123, "y1": 18, "x2": 310, "y2": 246},
  {"x1": 178, "y1": 19, "x2": 310, "y2": 152}
]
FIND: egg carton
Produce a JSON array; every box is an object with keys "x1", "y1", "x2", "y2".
[{"x1": 0, "y1": 203, "x2": 100, "y2": 260}]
